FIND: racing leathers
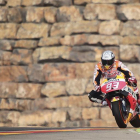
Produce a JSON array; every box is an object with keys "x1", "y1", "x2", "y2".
[{"x1": 88, "y1": 60, "x2": 139, "y2": 114}]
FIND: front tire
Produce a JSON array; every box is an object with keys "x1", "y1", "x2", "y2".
[
  {"x1": 112, "y1": 101, "x2": 127, "y2": 128},
  {"x1": 130, "y1": 114, "x2": 140, "y2": 128}
]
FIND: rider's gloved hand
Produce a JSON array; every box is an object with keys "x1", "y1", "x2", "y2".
[
  {"x1": 95, "y1": 85, "x2": 101, "y2": 92},
  {"x1": 128, "y1": 76, "x2": 137, "y2": 87}
]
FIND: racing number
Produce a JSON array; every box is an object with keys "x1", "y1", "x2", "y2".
[
  {"x1": 106, "y1": 82, "x2": 119, "y2": 92},
  {"x1": 106, "y1": 83, "x2": 112, "y2": 92}
]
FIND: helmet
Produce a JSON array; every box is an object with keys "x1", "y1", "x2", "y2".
[{"x1": 101, "y1": 50, "x2": 115, "y2": 70}]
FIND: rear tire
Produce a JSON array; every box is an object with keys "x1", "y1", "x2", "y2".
[
  {"x1": 112, "y1": 101, "x2": 127, "y2": 128},
  {"x1": 130, "y1": 114, "x2": 140, "y2": 128}
]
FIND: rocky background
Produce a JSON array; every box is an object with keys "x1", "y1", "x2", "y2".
[{"x1": 0, "y1": 0, "x2": 140, "y2": 127}]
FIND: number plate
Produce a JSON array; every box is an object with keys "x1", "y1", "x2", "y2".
[{"x1": 106, "y1": 82, "x2": 119, "y2": 92}]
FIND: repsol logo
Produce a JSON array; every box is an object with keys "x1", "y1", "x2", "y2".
[
  {"x1": 104, "y1": 79, "x2": 119, "y2": 84},
  {"x1": 107, "y1": 79, "x2": 119, "y2": 83}
]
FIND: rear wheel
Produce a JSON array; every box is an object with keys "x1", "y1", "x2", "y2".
[
  {"x1": 130, "y1": 114, "x2": 140, "y2": 128},
  {"x1": 112, "y1": 101, "x2": 128, "y2": 128}
]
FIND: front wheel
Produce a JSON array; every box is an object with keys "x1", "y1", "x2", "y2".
[
  {"x1": 130, "y1": 114, "x2": 140, "y2": 128},
  {"x1": 112, "y1": 101, "x2": 128, "y2": 128}
]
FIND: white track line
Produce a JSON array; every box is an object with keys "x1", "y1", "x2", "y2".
[{"x1": 129, "y1": 129, "x2": 140, "y2": 134}]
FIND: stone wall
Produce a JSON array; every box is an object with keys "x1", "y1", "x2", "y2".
[{"x1": 0, "y1": 0, "x2": 140, "y2": 127}]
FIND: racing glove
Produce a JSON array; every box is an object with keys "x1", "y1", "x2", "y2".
[{"x1": 128, "y1": 76, "x2": 137, "y2": 87}]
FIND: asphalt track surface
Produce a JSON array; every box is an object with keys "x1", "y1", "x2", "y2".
[{"x1": 0, "y1": 127, "x2": 140, "y2": 140}]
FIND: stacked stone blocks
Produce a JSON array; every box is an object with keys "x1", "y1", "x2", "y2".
[{"x1": 0, "y1": 0, "x2": 139, "y2": 127}]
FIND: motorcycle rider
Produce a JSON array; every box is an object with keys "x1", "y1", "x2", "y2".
[{"x1": 88, "y1": 50, "x2": 140, "y2": 123}]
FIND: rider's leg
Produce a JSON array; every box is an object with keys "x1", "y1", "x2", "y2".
[
  {"x1": 88, "y1": 90, "x2": 109, "y2": 107},
  {"x1": 126, "y1": 93, "x2": 137, "y2": 123},
  {"x1": 133, "y1": 87, "x2": 140, "y2": 104},
  {"x1": 126, "y1": 93, "x2": 137, "y2": 114},
  {"x1": 133, "y1": 87, "x2": 140, "y2": 114},
  {"x1": 88, "y1": 90, "x2": 103, "y2": 103}
]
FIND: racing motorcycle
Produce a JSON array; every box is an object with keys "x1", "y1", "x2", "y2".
[{"x1": 101, "y1": 72, "x2": 140, "y2": 128}]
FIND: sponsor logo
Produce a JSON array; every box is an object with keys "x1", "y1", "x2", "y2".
[
  {"x1": 108, "y1": 79, "x2": 119, "y2": 82},
  {"x1": 104, "y1": 79, "x2": 119, "y2": 84}
]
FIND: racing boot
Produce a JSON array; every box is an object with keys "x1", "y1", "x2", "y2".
[
  {"x1": 102, "y1": 99, "x2": 111, "y2": 109},
  {"x1": 102, "y1": 101, "x2": 107, "y2": 106},
  {"x1": 102, "y1": 100, "x2": 108, "y2": 106},
  {"x1": 134, "y1": 87, "x2": 140, "y2": 113},
  {"x1": 136, "y1": 97, "x2": 140, "y2": 114},
  {"x1": 126, "y1": 93, "x2": 137, "y2": 124},
  {"x1": 126, "y1": 112, "x2": 133, "y2": 124}
]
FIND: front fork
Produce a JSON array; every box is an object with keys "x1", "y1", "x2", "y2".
[{"x1": 111, "y1": 96, "x2": 128, "y2": 113}]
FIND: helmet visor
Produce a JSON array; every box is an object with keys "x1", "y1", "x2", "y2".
[{"x1": 101, "y1": 58, "x2": 114, "y2": 66}]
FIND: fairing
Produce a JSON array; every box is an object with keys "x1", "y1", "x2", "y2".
[{"x1": 101, "y1": 73, "x2": 127, "y2": 94}]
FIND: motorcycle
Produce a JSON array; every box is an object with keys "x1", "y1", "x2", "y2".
[{"x1": 101, "y1": 72, "x2": 140, "y2": 128}]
